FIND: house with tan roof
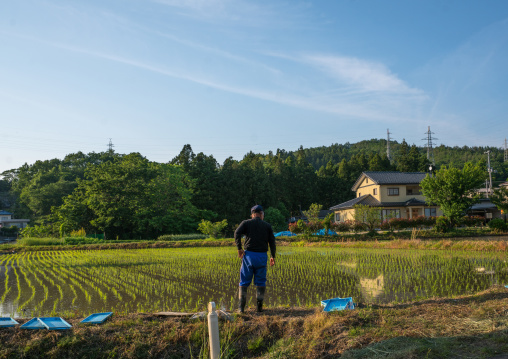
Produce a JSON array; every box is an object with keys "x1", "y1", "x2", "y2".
[{"x1": 329, "y1": 171, "x2": 442, "y2": 222}]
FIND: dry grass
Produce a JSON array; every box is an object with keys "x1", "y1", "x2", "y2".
[{"x1": 1, "y1": 286, "x2": 507, "y2": 359}]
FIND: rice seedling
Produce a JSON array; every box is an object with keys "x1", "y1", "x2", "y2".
[{"x1": 0, "y1": 246, "x2": 506, "y2": 317}]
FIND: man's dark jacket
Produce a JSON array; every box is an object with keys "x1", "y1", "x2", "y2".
[{"x1": 234, "y1": 218, "x2": 276, "y2": 258}]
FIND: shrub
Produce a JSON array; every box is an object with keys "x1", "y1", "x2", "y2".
[
  {"x1": 435, "y1": 216, "x2": 451, "y2": 233},
  {"x1": 349, "y1": 220, "x2": 367, "y2": 233},
  {"x1": 410, "y1": 216, "x2": 429, "y2": 228},
  {"x1": 157, "y1": 234, "x2": 208, "y2": 241},
  {"x1": 63, "y1": 237, "x2": 104, "y2": 245},
  {"x1": 17, "y1": 237, "x2": 65, "y2": 246},
  {"x1": 307, "y1": 221, "x2": 323, "y2": 235},
  {"x1": 379, "y1": 220, "x2": 391, "y2": 231},
  {"x1": 289, "y1": 220, "x2": 306, "y2": 234},
  {"x1": 322, "y1": 213, "x2": 334, "y2": 234},
  {"x1": 197, "y1": 219, "x2": 228, "y2": 239},
  {"x1": 1, "y1": 225, "x2": 19, "y2": 236},
  {"x1": 20, "y1": 224, "x2": 59, "y2": 238},
  {"x1": 388, "y1": 217, "x2": 411, "y2": 230},
  {"x1": 460, "y1": 216, "x2": 484, "y2": 227},
  {"x1": 487, "y1": 218, "x2": 507, "y2": 231},
  {"x1": 70, "y1": 228, "x2": 86, "y2": 237},
  {"x1": 331, "y1": 221, "x2": 350, "y2": 233}
]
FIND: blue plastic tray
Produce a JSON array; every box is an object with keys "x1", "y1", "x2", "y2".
[
  {"x1": 20, "y1": 318, "x2": 46, "y2": 330},
  {"x1": 80, "y1": 312, "x2": 113, "y2": 324},
  {"x1": 321, "y1": 297, "x2": 355, "y2": 312},
  {"x1": 0, "y1": 318, "x2": 19, "y2": 328},
  {"x1": 38, "y1": 317, "x2": 72, "y2": 330}
]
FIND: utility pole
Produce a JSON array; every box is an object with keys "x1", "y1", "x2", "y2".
[
  {"x1": 422, "y1": 126, "x2": 437, "y2": 164},
  {"x1": 485, "y1": 150, "x2": 493, "y2": 198},
  {"x1": 386, "y1": 129, "x2": 392, "y2": 161},
  {"x1": 107, "y1": 138, "x2": 115, "y2": 154}
]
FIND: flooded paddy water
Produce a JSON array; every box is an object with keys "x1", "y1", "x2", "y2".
[{"x1": 1, "y1": 247, "x2": 507, "y2": 318}]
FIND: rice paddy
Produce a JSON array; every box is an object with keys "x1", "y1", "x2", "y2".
[{"x1": 1, "y1": 247, "x2": 507, "y2": 318}]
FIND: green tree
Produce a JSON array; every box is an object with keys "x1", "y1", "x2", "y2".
[
  {"x1": 55, "y1": 153, "x2": 199, "y2": 239},
  {"x1": 264, "y1": 207, "x2": 286, "y2": 232},
  {"x1": 397, "y1": 141, "x2": 430, "y2": 172},
  {"x1": 490, "y1": 187, "x2": 508, "y2": 213},
  {"x1": 353, "y1": 204, "x2": 381, "y2": 232},
  {"x1": 420, "y1": 162, "x2": 486, "y2": 226},
  {"x1": 197, "y1": 219, "x2": 228, "y2": 238},
  {"x1": 303, "y1": 203, "x2": 322, "y2": 222}
]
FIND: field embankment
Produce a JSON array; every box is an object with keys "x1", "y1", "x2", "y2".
[
  {"x1": 1, "y1": 234, "x2": 507, "y2": 254},
  {"x1": 1, "y1": 286, "x2": 507, "y2": 359}
]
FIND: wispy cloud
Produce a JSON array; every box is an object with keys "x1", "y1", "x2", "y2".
[
  {"x1": 54, "y1": 41, "x2": 424, "y2": 122},
  {"x1": 304, "y1": 55, "x2": 423, "y2": 95},
  {"x1": 3, "y1": 25, "x2": 428, "y2": 125},
  {"x1": 151, "y1": 0, "x2": 262, "y2": 23},
  {"x1": 150, "y1": 0, "x2": 302, "y2": 28},
  {"x1": 152, "y1": 0, "x2": 229, "y2": 12}
]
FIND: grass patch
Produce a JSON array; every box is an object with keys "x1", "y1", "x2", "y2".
[{"x1": 1, "y1": 287, "x2": 507, "y2": 358}]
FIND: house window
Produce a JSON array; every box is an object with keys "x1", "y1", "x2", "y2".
[
  {"x1": 387, "y1": 188, "x2": 399, "y2": 196},
  {"x1": 382, "y1": 209, "x2": 400, "y2": 220},
  {"x1": 373, "y1": 188, "x2": 377, "y2": 195},
  {"x1": 1, "y1": 217, "x2": 7, "y2": 221},
  {"x1": 335, "y1": 213, "x2": 341, "y2": 222},
  {"x1": 424, "y1": 208, "x2": 436, "y2": 217},
  {"x1": 406, "y1": 186, "x2": 422, "y2": 195},
  {"x1": 358, "y1": 192, "x2": 361, "y2": 197},
  {"x1": 366, "y1": 178, "x2": 368, "y2": 183}
]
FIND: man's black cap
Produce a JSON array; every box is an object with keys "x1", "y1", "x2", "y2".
[{"x1": 251, "y1": 205, "x2": 263, "y2": 213}]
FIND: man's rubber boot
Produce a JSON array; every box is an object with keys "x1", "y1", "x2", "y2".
[
  {"x1": 239, "y1": 286, "x2": 247, "y2": 313},
  {"x1": 256, "y1": 286, "x2": 265, "y2": 312}
]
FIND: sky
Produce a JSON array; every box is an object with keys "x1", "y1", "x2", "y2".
[{"x1": 1, "y1": 0, "x2": 508, "y2": 173}]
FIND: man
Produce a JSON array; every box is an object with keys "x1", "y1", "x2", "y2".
[{"x1": 234, "y1": 205, "x2": 276, "y2": 313}]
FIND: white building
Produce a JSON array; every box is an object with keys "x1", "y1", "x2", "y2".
[{"x1": 0, "y1": 210, "x2": 30, "y2": 229}]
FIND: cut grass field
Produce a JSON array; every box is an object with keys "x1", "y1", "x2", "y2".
[{"x1": 1, "y1": 286, "x2": 507, "y2": 359}]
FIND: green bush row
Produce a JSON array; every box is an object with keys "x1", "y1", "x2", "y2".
[
  {"x1": 17, "y1": 237, "x2": 105, "y2": 246},
  {"x1": 157, "y1": 233, "x2": 208, "y2": 241},
  {"x1": 488, "y1": 218, "x2": 508, "y2": 231}
]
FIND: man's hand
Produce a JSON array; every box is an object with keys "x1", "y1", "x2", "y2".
[
  {"x1": 238, "y1": 249, "x2": 244, "y2": 259},
  {"x1": 270, "y1": 257, "x2": 275, "y2": 266}
]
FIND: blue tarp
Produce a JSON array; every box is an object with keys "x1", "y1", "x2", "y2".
[
  {"x1": 0, "y1": 318, "x2": 19, "y2": 328},
  {"x1": 321, "y1": 297, "x2": 355, "y2": 312},
  {"x1": 314, "y1": 229, "x2": 337, "y2": 236},
  {"x1": 81, "y1": 312, "x2": 113, "y2": 324},
  {"x1": 274, "y1": 231, "x2": 297, "y2": 237},
  {"x1": 21, "y1": 317, "x2": 72, "y2": 330}
]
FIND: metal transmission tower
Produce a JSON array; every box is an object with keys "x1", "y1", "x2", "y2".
[
  {"x1": 504, "y1": 138, "x2": 507, "y2": 162},
  {"x1": 422, "y1": 126, "x2": 437, "y2": 164},
  {"x1": 485, "y1": 150, "x2": 493, "y2": 198},
  {"x1": 386, "y1": 129, "x2": 392, "y2": 161},
  {"x1": 107, "y1": 138, "x2": 115, "y2": 154}
]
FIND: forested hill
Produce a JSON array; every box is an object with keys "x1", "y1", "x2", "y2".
[
  {"x1": 0, "y1": 140, "x2": 506, "y2": 239},
  {"x1": 281, "y1": 139, "x2": 505, "y2": 175}
]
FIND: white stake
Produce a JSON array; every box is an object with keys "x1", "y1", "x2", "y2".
[{"x1": 207, "y1": 302, "x2": 220, "y2": 359}]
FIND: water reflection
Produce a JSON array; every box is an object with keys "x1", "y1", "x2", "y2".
[{"x1": 359, "y1": 274, "x2": 384, "y2": 301}]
